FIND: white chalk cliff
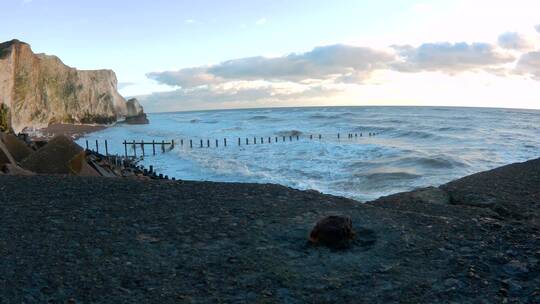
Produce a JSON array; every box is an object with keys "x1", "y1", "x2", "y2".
[{"x1": 0, "y1": 39, "x2": 145, "y2": 133}]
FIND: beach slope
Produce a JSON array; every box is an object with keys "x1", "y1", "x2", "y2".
[{"x1": 0, "y1": 158, "x2": 538, "y2": 303}]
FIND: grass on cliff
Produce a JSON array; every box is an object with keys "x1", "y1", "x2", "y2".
[{"x1": 0, "y1": 104, "x2": 11, "y2": 132}]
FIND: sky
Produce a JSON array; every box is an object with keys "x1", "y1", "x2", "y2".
[{"x1": 2, "y1": 0, "x2": 540, "y2": 112}]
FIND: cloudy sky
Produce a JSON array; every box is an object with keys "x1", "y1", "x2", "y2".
[{"x1": 2, "y1": 0, "x2": 540, "y2": 111}]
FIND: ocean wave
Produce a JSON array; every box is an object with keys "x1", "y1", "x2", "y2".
[
  {"x1": 393, "y1": 130, "x2": 441, "y2": 140},
  {"x1": 360, "y1": 171, "x2": 421, "y2": 182},
  {"x1": 249, "y1": 115, "x2": 270, "y2": 120},
  {"x1": 395, "y1": 156, "x2": 467, "y2": 169},
  {"x1": 276, "y1": 130, "x2": 303, "y2": 137},
  {"x1": 221, "y1": 126, "x2": 243, "y2": 132},
  {"x1": 308, "y1": 112, "x2": 355, "y2": 120},
  {"x1": 308, "y1": 114, "x2": 341, "y2": 120},
  {"x1": 435, "y1": 126, "x2": 473, "y2": 132},
  {"x1": 352, "y1": 125, "x2": 396, "y2": 133}
]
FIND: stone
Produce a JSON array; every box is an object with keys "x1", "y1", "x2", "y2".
[
  {"x1": 1, "y1": 163, "x2": 35, "y2": 175},
  {"x1": 124, "y1": 98, "x2": 149, "y2": 124},
  {"x1": 20, "y1": 135, "x2": 83, "y2": 174},
  {"x1": 1, "y1": 133, "x2": 33, "y2": 162},
  {"x1": 68, "y1": 151, "x2": 100, "y2": 177},
  {"x1": 503, "y1": 259, "x2": 529, "y2": 277},
  {"x1": 0, "y1": 136, "x2": 15, "y2": 166},
  {"x1": 309, "y1": 215, "x2": 355, "y2": 249}
]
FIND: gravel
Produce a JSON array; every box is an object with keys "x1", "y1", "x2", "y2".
[{"x1": 0, "y1": 158, "x2": 539, "y2": 303}]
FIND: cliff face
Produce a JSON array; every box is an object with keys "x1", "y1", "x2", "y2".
[{"x1": 0, "y1": 40, "x2": 128, "y2": 133}]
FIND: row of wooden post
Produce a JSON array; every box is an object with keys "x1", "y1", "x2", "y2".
[
  {"x1": 85, "y1": 132, "x2": 379, "y2": 158},
  {"x1": 86, "y1": 139, "x2": 110, "y2": 156},
  {"x1": 121, "y1": 140, "x2": 175, "y2": 158},
  {"x1": 173, "y1": 132, "x2": 378, "y2": 149}
]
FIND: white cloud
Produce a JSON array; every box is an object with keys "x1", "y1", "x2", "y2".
[
  {"x1": 497, "y1": 32, "x2": 536, "y2": 50},
  {"x1": 516, "y1": 51, "x2": 540, "y2": 79},
  {"x1": 536, "y1": 24, "x2": 540, "y2": 33},
  {"x1": 142, "y1": 25, "x2": 540, "y2": 111},
  {"x1": 255, "y1": 18, "x2": 267, "y2": 26},
  {"x1": 148, "y1": 44, "x2": 395, "y2": 87},
  {"x1": 394, "y1": 42, "x2": 515, "y2": 74},
  {"x1": 138, "y1": 81, "x2": 340, "y2": 113}
]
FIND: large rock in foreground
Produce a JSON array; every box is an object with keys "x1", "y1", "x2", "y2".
[
  {"x1": 309, "y1": 215, "x2": 355, "y2": 248},
  {"x1": 20, "y1": 135, "x2": 84, "y2": 174},
  {"x1": 0, "y1": 39, "x2": 129, "y2": 133}
]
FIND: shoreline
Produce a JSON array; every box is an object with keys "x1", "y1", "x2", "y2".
[
  {"x1": 25, "y1": 123, "x2": 109, "y2": 140},
  {"x1": 1, "y1": 157, "x2": 538, "y2": 302}
]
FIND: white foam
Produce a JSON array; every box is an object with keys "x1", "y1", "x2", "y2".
[{"x1": 78, "y1": 107, "x2": 540, "y2": 201}]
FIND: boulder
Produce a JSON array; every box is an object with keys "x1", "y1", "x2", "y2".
[
  {"x1": 1, "y1": 163, "x2": 35, "y2": 175},
  {"x1": 20, "y1": 135, "x2": 83, "y2": 174},
  {"x1": 68, "y1": 151, "x2": 100, "y2": 177},
  {"x1": 309, "y1": 215, "x2": 355, "y2": 249},
  {"x1": 1, "y1": 133, "x2": 33, "y2": 162},
  {"x1": 0, "y1": 132, "x2": 16, "y2": 166},
  {"x1": 0, "y1": 143, "x2": 12, "y2": 166}
]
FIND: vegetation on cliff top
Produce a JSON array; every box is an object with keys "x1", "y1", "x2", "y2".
[{"x1": 0, "y1": 104, "x2": 10, "y2": 132}]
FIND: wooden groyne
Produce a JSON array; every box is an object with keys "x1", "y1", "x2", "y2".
[{"x1": 84, "y1": 131, "x2": 380, "y2": 160}]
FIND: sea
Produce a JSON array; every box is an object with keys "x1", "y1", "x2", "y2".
[{"x1": 77, "y1": 106, "x2": 540, "y2": 202}]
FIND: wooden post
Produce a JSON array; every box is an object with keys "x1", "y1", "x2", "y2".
[
  {"x1": 289, "y1": 136, "x2": 292, "y2": 141},
  {"x1": 190, "y1": 139, "x2": 193, "y2": 148},
  {"x1": 105, "y1": 140, "x2": 109, "y2": 156},
  {"x1": 133, "y1": 140, "x2": 136, "y2": 158},
  {"x1": 283, "y1": 136, "x2": 285, "y2": 142},
  {"x1": 149, "y1": 165, "x2": 153, "y2": 173},
  {"x1": 85, "y1": 140, "x2": 89, "y2": 150},
  {"x1": 180, "y1": 139, "x2": 183, "y2": 146},
  {"x1": 296, "y1": 135, "x2": 299, "y2": 141},
  {"x1": 338, "y1": 133, "x2": 340, "y2": 139},
  {"x1": 124, "y1": 140, "x2": 127, "y2": 157},
  {"x1": 215, "y1": 139, "x2": 218, "y2": 147},
  {"x1": 238, "y1": 138, "x2": 241, "y2": 146},
  {"x1": 207, "y1": 139, "x2": 210, "y2": 148},
  {"x1": 310, "y1": 134, "x2": 313, "y2": 140},
  {"x1": 246, "y1": 138, "x2": 249, "y2": 145},
  {"x1": 275, "y1": 137, "x2": 278, "y2": 143},
  {"x1": 254, "y1": 137, "x2": 257, "y2": 144},
  {"x1": 152, "y1": 140, "x2": 156, "y2": 155},
  {"x1": 95, "y1": 140, "x2": 99, "y2": 153},
  {"x1": 268, "y1": 137, "x2": 271, "y2": 143},
  {"x1": 162, "y1": 140, "x2": 166, "y2": 152},
  {"x1": 141, "y1": 140, "x2": 145, "y2": 157},
  {"x1": 171, "y1": 140, "x2": 175, "y2": 150},
  {"x1": 224, "y1": 138, "x2": 227, "y2": 147},
  {"x1": 200, "y1": 139, "x2": 203, "y2": 148},
  {"x1": 261, "y1": 137, "x2": 263, "y2": 144},
  {"x1": 319, "y1": 134, "x2": 322, "y2": 140}
]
